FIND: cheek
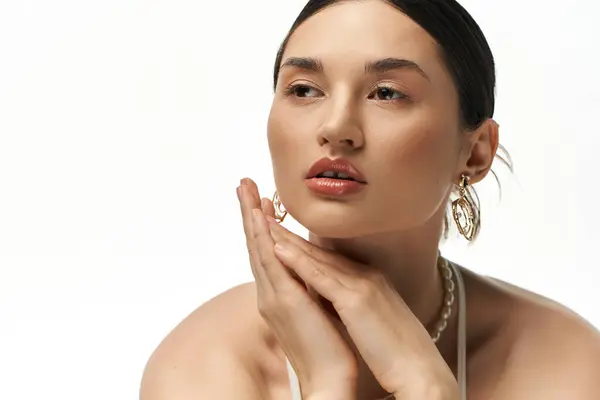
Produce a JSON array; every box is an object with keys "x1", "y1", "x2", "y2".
[
  {"x1": 367, "y1": 111, "x2": 458, "y2": 219},
  {"x1": 373, "y1": 108, "x2": 456, "y2": 171},
  {"x1": 267, "y1": 102, "x2": 308, "y2": 185},
  {"x1": 394, "y1": 122, "x2": 453, "y2": 173},
  {"x1": 267, "y1": 104, "x2": 290, "y2": 164}
]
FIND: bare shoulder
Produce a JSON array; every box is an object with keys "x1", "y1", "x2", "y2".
[
  {"x1": 139, "y1": 281, "x2": 277, "y2": 400},
  {"x1": 490, "y1": 277, "x2": 600, "y2": 398}
]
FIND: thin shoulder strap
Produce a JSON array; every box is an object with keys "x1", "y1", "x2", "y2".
[
  {"x1": 286, "y1": 357, "x2": 302, "y2": 400},
  {"x1": 449, "y1": 260, "x2": 468, "y2": 400}
]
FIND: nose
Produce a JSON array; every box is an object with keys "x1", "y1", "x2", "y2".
[{"x1": 316, "y1": 95, "x2": 365, "y2": 151}]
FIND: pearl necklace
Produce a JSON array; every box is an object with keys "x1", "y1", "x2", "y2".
[
  {"x1": 377, "y1": 256, "x2": 457, "y2": 400},
  {"x1": 287, "y1": 256, "x2": 462, "y2": 400},
  {"x1": 430, "y1": 256, "x2": 456, "y2": 343}
]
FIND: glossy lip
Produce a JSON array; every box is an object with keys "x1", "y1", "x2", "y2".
[
  {"x1": 304, "y1": 177, "x2": 366, "y2": 196},
  {"x1": 305, "y1": 157, "x2": 367, "y2": 183}
]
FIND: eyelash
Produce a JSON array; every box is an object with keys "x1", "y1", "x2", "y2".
[
  {"x1": 282, "y1": 83, "x2": 410, "y2": 102},
  {"x1": 282, "y1": 84, "x2": 322, "y2": 99}
]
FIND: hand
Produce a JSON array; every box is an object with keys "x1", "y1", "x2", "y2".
[
  {"x1": 237, "y1": 178, "x2": 358, "y2": 399},
  {"x1": 267, "y1": 218, "x2": 460, "y2": 399}
]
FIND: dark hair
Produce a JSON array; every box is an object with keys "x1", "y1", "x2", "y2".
[{"x1": 272, "y1": 0, "x2": 513, "y2": 241}]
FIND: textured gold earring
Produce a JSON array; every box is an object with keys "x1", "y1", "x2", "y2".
[
  {"x1": 272, "y1": 190, "x2": 288, "y2": 223},
  {"x1": 452, "y1": 174, "x2": 478, "y2": 241}
]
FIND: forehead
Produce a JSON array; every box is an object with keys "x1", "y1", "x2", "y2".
[{"x1": 282, "y1": 0, "x2": 446, "y2": 79}]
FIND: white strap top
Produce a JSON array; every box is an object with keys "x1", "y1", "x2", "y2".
[{"x1": 286, "y1": 259, "x2": 468, "y2": 400}]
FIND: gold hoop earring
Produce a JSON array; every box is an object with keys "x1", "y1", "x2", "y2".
[
  {"x1": 452, "y1": 174, "x2": 478, "y2": 241},
  {"x1": 272, "y1": 190, "x2": 288, "y2": 223}
]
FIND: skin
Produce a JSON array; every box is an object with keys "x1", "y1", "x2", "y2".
[{"x1": 139, "y1": 1, "x2": 600, "y2": 399}]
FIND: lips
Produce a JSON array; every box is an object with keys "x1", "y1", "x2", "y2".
[{"x1": 305, "y1": 157, "x2": 367, "y2": 183}]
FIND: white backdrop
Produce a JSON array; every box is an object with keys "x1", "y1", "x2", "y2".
[{"x1": 0, "y1": 0, "x2": 598, "y2": 399}]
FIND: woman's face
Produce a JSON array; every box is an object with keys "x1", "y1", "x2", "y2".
[{"x1": 267, "y1": 0, "x2": 465, "y2": 238}]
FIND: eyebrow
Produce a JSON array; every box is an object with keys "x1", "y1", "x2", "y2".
[{"x1": 280, "y1": 57, "x2": 430, "y2": 81}]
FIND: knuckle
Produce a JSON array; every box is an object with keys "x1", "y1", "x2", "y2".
[
  {"x1": 252, "y1": 225, "x2": 260, "y2": 241},
  {"x1": 365, "y1": 268, "x2": 387, "y2": 286},
  {"x1": 308, "y1": 257, "x2": 328, "y2": 279},
  {"x1": 347, "y1": 278, "x2": 377, "y2": 308},
  {"x1": 305, "y1": 244, "x2": 319, "y2": 258},
  {"x1": 249, "y1": 245, "x2": 270, "y2": 267},
  {"x1": 257, "y1": 289, "x2": 306, "y2": 320},
  {"x1": 344, "y1": 289, "x2": 366, "y2": 311},
  {"x1": 256, "y1": 249, "x2": 269, "y2": 266},
  {"x1": 247, "y1": 246, "x2": 258, "y2": 262},
  {"x1": 278, "y1": 287, "x2": 309, "y2": 309}
]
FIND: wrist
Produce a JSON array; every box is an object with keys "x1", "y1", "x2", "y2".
[
  {"x1": 400, "y1": 382, "x2": 459, "y2": 400},
  {"x1": 389, "y1": 372, "x2": 459, "y2": 400},
  {"x1": 306, "y1": 393, "x2": 354, "y2": 400},
  {"x1": 301, "y1": 369, "x2": 357, "y2": 400},
  {"x1": 304, "y1": 386, "x2": 355, "y2": 400}
]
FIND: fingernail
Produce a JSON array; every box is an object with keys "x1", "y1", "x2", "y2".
[
  {"x1": 265, "y1": 216, "x2": 282, "y2": 240},
  {"x1": 240, "y1": 178, "x2": 250, "y2": 186},
  {"x1": 269, "y1": 224, "x2": 282, "y2": 241},
  {"x1": 236, "y1": 186, "x2": 241, "y2": 200},
  {"x1": 274, "y1": 242, "x2": 292, "y2": 258}
]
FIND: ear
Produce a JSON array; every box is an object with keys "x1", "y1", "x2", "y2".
[{"x1": 457, "y1": 118, "x2": 499, "y2": 184}]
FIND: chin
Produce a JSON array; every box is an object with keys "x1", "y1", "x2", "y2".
[{"x1": 288, "y1": 202, "x2": 373, "y2": 239}]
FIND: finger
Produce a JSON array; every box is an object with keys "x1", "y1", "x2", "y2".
[
  {"x1": 239, "y1": 179, "x2": 266, "y2": 248},
  {"x1": 239, "y1": 179, "x2": 264, "y2": 242},
  {"x1": 273, "y1": 240, "x2": 346, "y2": 301},
  {"x1": 241, "y1": 177, "x2": 261, "y2": 203},
  {"x1": 237, "y1": 182, "x2": 261, "y2": 235},
  {"x1": 267, "y1": 218, "x2": 341, "y2": 266},
  {"x1": 261, "y1": 197, "x2": 275, "y2": 219},
  {"x1": 260, "y1": 201, "x2": 309, "y2": 288},
  {"x1": 252, "y1": 208, "x2": 299, "y2": 291},
  {"x1": 238, "y1": 184, "x2": 269, "y2": 285}
]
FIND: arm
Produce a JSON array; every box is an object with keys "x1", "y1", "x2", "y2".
[{"x1": 139, "y1": 283, "x2": 264, "y2": 400}]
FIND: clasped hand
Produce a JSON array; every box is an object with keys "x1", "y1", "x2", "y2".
[{"x1": 237, "y1": 178, "x2": 458, "y2": 400}]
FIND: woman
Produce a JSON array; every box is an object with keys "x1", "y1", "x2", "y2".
[{"x1": 140, "y1": 1, "x2": 600, "y2": 399}]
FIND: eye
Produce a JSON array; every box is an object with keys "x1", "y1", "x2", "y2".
[
  {"x1": 368, "y1": 86, "x2": 409, "y2": 101},
  {"x1": 283, "y1": 84, "x2": 323, "y2": 98}
]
